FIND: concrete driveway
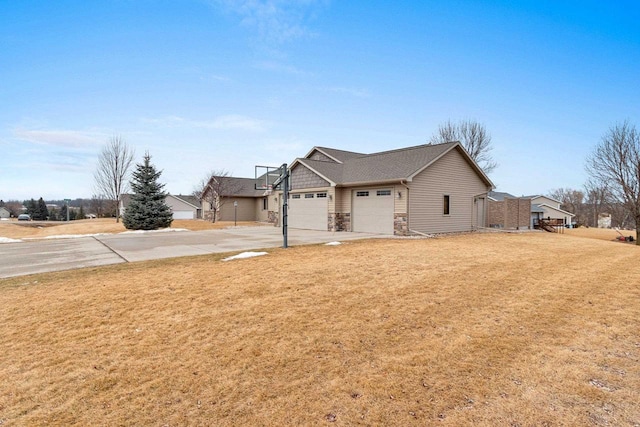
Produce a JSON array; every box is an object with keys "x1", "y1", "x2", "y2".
[{"x1": 0, "y1": 226, "x2": 380, "y2": 279}]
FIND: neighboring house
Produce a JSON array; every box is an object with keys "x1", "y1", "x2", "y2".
[
  {"x1": 120, "y1": 194, "x2": 202, "y2": 220},
  {"x1": 0, "y1": 207, "x2": 10, "y2": 219},
  {"x1": 280, "y1": 142, "x2": 494, "y2": 235},
  {"x1": 200, "y1": 177, "x2": 274, "y2": 222},
  {"x1": 166, "y1": 195, "x2": 202, "y2": 219},
  {"x1": 527, "y1": 195, "x2": 575, "y2": 228},
  {"x1": 486, "y1": 191, "x2": 531, "y2": 229}
]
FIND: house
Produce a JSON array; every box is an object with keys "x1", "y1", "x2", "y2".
[
  {"x1": 280, "y1": 142, "x2": 494, "y2": 235},
  {"x1": 200, "y1": 177, "x2": 275, "y2": 222},
  {"x1": 527, "y1": 195, "x2": 575, "y2": 228},
  {"x1": 486, "y1": 191, "x2": 531, "y2": 229},
  {"x1": 120, "y1": 194, "x2": 202, "y2": 220},
  {"x1": 166, "y1": 195, "x2": 202, "y2": 219},
  {"x1": 0, "y1": 207, "x2": 10, "y2": 219}
]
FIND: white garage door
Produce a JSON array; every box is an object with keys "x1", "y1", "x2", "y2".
[
  {"x1": 287, "y1": 192, "x2": 328, "y2": 230},
  {"x1": 172, "y1": 210, "x2": 194, "y2": 220},
  {"x1": 352, "y1": 188, "x2": 394, "y2": 234}
]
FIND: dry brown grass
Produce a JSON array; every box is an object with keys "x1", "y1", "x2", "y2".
[
  {"x1": 565, "y1": 226, "x2": 637, "y2": 242},
  {"x1": 1, "y1": 232, "x2": 639, "y2": 425},
  {"x1": 0, "y1": 218, "x2": 260, "y2": 239}
]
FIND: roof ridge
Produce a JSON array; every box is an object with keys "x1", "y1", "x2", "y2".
[
  {"x1": 315, "y1": 146, "x2": 366, "y2": 156},
  {"x1": 364, "y1": 141, "x2": 458, "y2": 158}
]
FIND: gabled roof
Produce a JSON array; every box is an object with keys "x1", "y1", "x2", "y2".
[
  {"x1": 488, "y1": 191, "x2": 517, "y2": 201},
  {"x1": 304, "y1": 147, "x2": 365, "y2": 164},
  {"x1": 216, "y1": 177, "x2": 268, "y2": 198},
  {"x1": 171, "y1": 194, "x2": 201, "y2": 208},
  {"x1": 537, "y1": 203, "x2": 575, "y2": 217},
  {"x1": 526, "y1": 194, "x2": 562, "y2": 205},
  {"x1": 531, "y1": 203, "x2": 546, "y2": 213},
  {"x1": 293, "y1": 142, "x2": 494, "y2": 188}
]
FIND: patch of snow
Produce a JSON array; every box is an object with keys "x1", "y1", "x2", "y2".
[
  {"x1": 120, "y1": 228, "x2": 189, "y2": 235},
  {"x1": 0, "y1": 218, "x2": 10, "y2": 221},
  {"x1": 222, "y1": 251, "x2": 268, "y2": 261},
  {"x1": 325, "y1": 241, "x2": 342, "y2": 246},
  {"x1": 0, "y1": 237, "x2": 23, "y2": 243}
]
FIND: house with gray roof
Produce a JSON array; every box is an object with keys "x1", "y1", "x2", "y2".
[
  {"x1": 200, "y1": 176, "x2": 275, "y2": 222},
  {"x1": 283, "y1": 142, "x2": 494, "y2": 235}
]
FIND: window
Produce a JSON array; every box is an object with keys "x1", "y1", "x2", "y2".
[
  {"x1": 316, "y1": 192, "x2": 327, "y2": 198},
  {"x1": 292, "y1": 194, "x2": 301, "y2": 199},
  {"x1": 262, "y1": 197, "x2": 268, "y2": 210},
  {"x1": 443, "y1": 195, "x2": 450, "y2": 215},
  {"x1": 356, "y1": 191, "x2": 369, "y2": 197},
  {"x1": 376, "y1": 190, "x2": 391, "y2": 196},
  {"x1": 305, "y1": 193, "x2": 314, "y2": 199}
]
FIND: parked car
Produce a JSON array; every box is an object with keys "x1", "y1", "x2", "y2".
[{"x1": 17, "y1": 214, "x2": 31, "y2": 221}]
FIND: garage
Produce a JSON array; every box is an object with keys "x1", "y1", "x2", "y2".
[
  {"x1": 352, "y1": 188, "x2": 394, "y2": 234},
  {"x1": 171, "y1": 210, "x2": 195, "y2": 220},
  {"x1": 287, "y1": 192, "x2": 328, "y2": 230}
]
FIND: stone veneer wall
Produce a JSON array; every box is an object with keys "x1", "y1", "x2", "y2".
[
  {"x1": 268, "y1": 211, "x2": 278, "y2": 225},
  {"x1": 394, "y1": 213, "x2": 409, "y2": 236},
  {"x1": 328, "y1": 213, "x2": 351, "y2": 232}
]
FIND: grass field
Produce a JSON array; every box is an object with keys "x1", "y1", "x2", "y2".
[
  {"x1": 0, "y1": 218, "x2": 260, "y2": 240},
  {"x1": 1, "y1": 228, "x2": 639, "y2": 425}
]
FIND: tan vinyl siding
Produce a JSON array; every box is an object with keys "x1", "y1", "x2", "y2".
[
  {"x1": 254, "y1": 196, "x2": 271, "y2": 221},
  {"x1": 219, "y1": 197, "x2": 256, "y2": 221},
  {"x1": 408, "y1": 148, "x2": 489, "y2": 234},
  {"x1": 335, "y1": 187, "x2": 351, "y2": 214},
  {"x1": 394, "y1": 185, "x2": 408, "y2": 214}
]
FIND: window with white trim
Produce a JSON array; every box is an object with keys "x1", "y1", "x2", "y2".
[
  {"x1": 376, "y1": 190, "x2": 391, "y2": 196},
  {"x1": 305, "y1": 193, "x2": 314, "y2": 199},
  {"x1": 316, "y1": 192, "x2": 327, "y2": 198},
  {"x1": 292, "y1": 194, "x2": 301, "y2": 199},
  {"x1": 356, "y1": 191, "x2": 369, "y2": 197}
]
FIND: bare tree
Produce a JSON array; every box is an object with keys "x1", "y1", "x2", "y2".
[
  {"x1": 93, "y1": 136, "x2": 135, "y2": 222},
  {"x1": 548, "y1": 187, "x2": 585, "y2": 225},
  {"x1": 586, "y1": 120, "x2": 640, "y2": 243},
  {"x1": 429, "y1": 119, "x2": 497, "y2": 174},
  {"x1": 583, "y1": 180, "x2": 610, "y2": 227},
  {"x1": 194, "y1": 170, "x2": 244, "y2": 222}
]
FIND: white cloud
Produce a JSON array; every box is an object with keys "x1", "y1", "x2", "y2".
[
  {"x1": 12, "y1": 128, "x2": 106, "y2": 148},
  {"x1": 212, "y1": 0, "x2": 327, "y2": 44}
]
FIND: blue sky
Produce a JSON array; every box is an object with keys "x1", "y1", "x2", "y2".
[{"x1": 1, "y1": 0, "x2": 639, "y2": 201}]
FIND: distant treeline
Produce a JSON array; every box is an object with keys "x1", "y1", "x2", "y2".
[{"x1": 0, "y1": 197, "x2": 117, "y2": 220}]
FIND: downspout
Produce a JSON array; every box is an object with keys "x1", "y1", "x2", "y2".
[{"x1": 399, "y1": 180, "x2": 418, "y2": 235}]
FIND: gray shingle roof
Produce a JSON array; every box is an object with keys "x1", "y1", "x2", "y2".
[
  {"x1": 220, "y1": 177, "x2": 269, "y2": 197},
  {"x1": 488, "y1": 191, "x2": 516, "y2": 201},
  {"x1": 314, "y1": 147, "x2": 366, "y2": 163},
  {"x1": 294, "y1": 142, "x2": 490, "y2": 186},
  {"x1": 173, "y1": 194, "x2": 201, "y2": 208}
]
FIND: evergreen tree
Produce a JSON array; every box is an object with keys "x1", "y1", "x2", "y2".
[
  {"x1": 79, "y1": 205, "x2": 85, "y2": 220},
  {"x1": 34, "y1": 197, "x2": 49, "y2": 220},
  {"x1": 60, "y1": 204, "x2": 68, "y2": 221},
  {"x1": 25, "y1": 199, "x2": 37, "y2": 217},
  {"x1": 123, "y1": 152, "x2": 173, "y2": 230}
]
